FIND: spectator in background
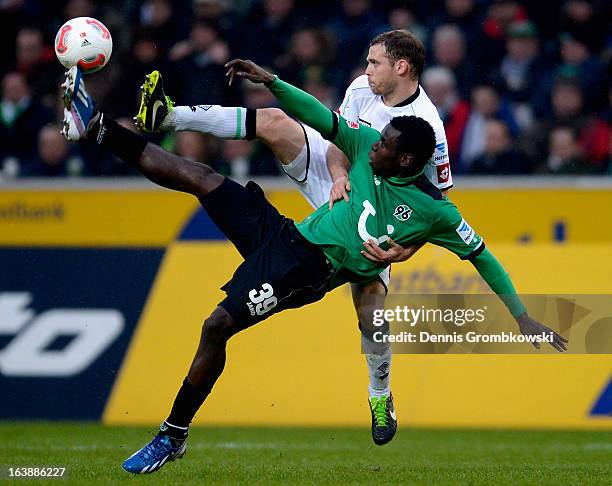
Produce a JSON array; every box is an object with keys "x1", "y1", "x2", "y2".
[
  {"x1": 277, "y1": 28, "x2": 337, "y2": 89},
  {"x1": 220, "y1": 139, "x2": 251, "y2": 178},
  {"x1": 524, "y1": 77, "x2": 609, "y2": 170},
  {"x1": 236, "y1": 79, "x2": 279, "y2": 176},
  {"x1": 241, "y1": 78, "x2": 278, "y2": 109},
  {"x1": 138, "y1": 0, "x2": 185, "y2": 55},
  {"x1": 430, "y1": 24, "x2": 477, "y2": 99},
  {"x1": 544, "y1": 126, "x2": 590, "y2": 174},
  {"x1": 175, "y1": 131, "x2": 220, "y2": 164},
  {"x1": 65, "y1": 0, "x2": 94, "y2": 19},
  {"x1": 239, "y1": 0, "x2": 301, "y2": 69},
  {"x1": 479, "y1": 0, "x2": 529, "y2": 70},
  {"x1": 557, "y1": 32, "x2": 606, "y2": 110},
  {"x1": 460, "y1": 83, "x2": 520, "y2": 170},
  {"x1": 422, "y1": 66, "x2": 469, "y2": 165},
  {"x1": 0, "y1": 0, "x2": 43, "y2": 70},
  {"x1": 471, "y1": 119, "x2": 532, "y2": 174},
  {"x1": 168, "y1": 20, "x2": 233, "y2": 106},
  {"x1": 23, "y1": 124, "x2": 83, "y2": 177},
  {"x1": 13, "y1": 27, "x2": 61, "y2": 101},
  {"x1": 108, "y1": 28, "x2": 167, "y2": 118},
  {"x1": 561, "y1": 0, "x2": 607, "y2": 53},
  {"x1": 0, "y1": 71, "x2": 53, "y2": 175},
  {"x1": 492, "y1": 21, "x2": 551, "y2": 123},
  {"x1": 303, "y1": 74, "x2": 337, "y2": 110},
  {"x1": 387, "y1": 6, "x2": 427, "y2": 45},
  {"x1": 192, "y1": 0, "x2": 234, "y2": 34},
  {"x1": 428, "y1": 0, "x2": 483, "y2": 52},
  {"x1": 326, "y1": 0, "x2": 388, "y2": 85}
]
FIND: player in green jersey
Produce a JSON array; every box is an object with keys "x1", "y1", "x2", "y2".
[{"x1": 60, "y1": 64, "x2": 566, "y2": 475}]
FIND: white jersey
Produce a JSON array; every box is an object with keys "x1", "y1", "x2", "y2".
[{"x1": 337, "y1": 75, "x2": 453, "y2": 190}]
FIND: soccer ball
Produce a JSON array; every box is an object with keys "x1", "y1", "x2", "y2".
[{"x1": 54, "y1": 17, "x2": 113, "y2": 73}]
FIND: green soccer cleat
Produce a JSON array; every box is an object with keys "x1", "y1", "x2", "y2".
[
  {"x1": 369, "y1": 393, "x2": 397, "y2": 445},
  {"x1": 134, "y1": 70, "x2": 174, "y2": 133}
]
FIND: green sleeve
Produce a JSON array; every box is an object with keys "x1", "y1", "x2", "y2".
[
  {"x1": 427, "y1": 201, "x2": 526, "y2": 318},
  {"x1": 268, "y1": 77, "x2": 378, "y2": 163},
  {"x1": 470, "y1": 248, "x2": 527, "y2": 318}
]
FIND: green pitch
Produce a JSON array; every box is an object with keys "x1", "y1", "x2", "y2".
[{"x1": 1, "y1": 422, "x2": 610, "y2": 485}]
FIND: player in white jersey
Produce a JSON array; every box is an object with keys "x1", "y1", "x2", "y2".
[{"x1": 136, "y1": 30, "x2": 451, "y2": 446}]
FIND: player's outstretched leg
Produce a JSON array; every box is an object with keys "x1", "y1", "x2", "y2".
[
  {"x1": 135, "y1": 70, "x2": 307, "y2": 165},
  {"x1": 61, "y1": 66, "x2": 223, "y2": 197},
  {"x1": 352, "y1": 279, "x2": 397, "y2": 445}
]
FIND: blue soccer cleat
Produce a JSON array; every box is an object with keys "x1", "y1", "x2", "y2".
[
  {"x1": 122, "y1": 432, "x2": 187, "y2": 474},
  {"x1": 60, "y1": 65, "x2": 97, "y2": 140}
]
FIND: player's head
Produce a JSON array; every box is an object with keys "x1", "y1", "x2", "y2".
[
  {"x1": 365, "y1": 30, "x2": 425, "y2": 96},
  {"x1": 368, "y1": 116, "x2": 435, "y2": 178}
]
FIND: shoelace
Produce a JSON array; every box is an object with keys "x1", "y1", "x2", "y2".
[
  {"x1": 138, "y1": 435, "x2": 169, "y2": 462},
  {"x1": 372, "y1": 397, "x2": 388, "y2": 427}
]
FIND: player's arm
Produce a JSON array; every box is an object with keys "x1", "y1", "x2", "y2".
[
  {"x1": 468, "y1": 248, "x2": 567, "y2": 352},
  {"x1": 428, "y1": 208, "x2": 567, "y2": 352},
  {"x1": 226, "y1": 59, "x2": 335, "y2": 135},
  {"x1": 326, "y1": 143, "x2": 351, "y2": 209},
  {"x1": 225, "y1": 59, "x2": 372, "y2": 162}
]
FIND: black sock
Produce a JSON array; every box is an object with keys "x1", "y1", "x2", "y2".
[
  {"x1": 166, "y1": 378, "x2": 212, "y2": 429},
  {"x1": 159, "y1": 420, "x2": 188, "y2": 441},
  {"x1": 90, "y1": 113, "x2": 147, "y2": 165},
  {"x1": 245, "y1": 108, "x2": 256, "y2": 140}
]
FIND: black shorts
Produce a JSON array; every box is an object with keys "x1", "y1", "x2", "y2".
[{"x1": 200, "y1": 178, "x2": 334, "y2": 327}]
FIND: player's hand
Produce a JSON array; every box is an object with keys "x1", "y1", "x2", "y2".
[
  {"x1": 516, "y1": 313, "x2": 568, "y2": 352},
  {"x1": 361, "y1": 239, "x2": 424, "y2": 264},
  {"x1": 361, "y1": 239, "x2": 422, "y2": 265},
  {"x1": 329, "y1": 176, "x2": 351, "y2": 209},
  {"x1": 225, "y1": 59, "x2": 276, "y2": 86}
]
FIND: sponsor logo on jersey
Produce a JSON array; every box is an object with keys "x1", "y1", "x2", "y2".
[
  {"x1": 393, "y1": 204, "x2": 413, "y2": 222},
  {"x1": 435, "y1": 141, "x2": 447, "y2": 154},
  {"x1": 437, "y1": 162, "x2": 450, "y2": 183},
  {"x1": 358, "y1": 117, "x2": 372, "y2": 127},
  {"x1": 456, "y1": 219, "x2": 476, "y2": 244},
  {"x1": 345, "y1": 119, "x2": 359, "y2": 129}
]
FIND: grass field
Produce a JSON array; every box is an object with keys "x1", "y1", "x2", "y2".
[{"x1": 1, "y1": 423, "x2": 610, "y2": 485}]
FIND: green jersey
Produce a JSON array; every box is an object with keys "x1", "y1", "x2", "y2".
[
  {"x1": 269, "y1": 77, "x2": 526, "y2": 318},
  {"x1": 295, "y1": 118, "x2": 482, "y2": 286}
]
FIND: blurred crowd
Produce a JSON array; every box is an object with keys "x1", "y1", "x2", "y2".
[{"x1": 0, "y1": 0, "x2": 610, "y2": 178}]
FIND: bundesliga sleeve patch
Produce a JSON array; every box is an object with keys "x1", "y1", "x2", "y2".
[
  {"x1": 456, "y1": 219, "x2": 476, "y2": 244},
  {"x1": 436, "y1": 162, "x2": 450, "y2": 183}
]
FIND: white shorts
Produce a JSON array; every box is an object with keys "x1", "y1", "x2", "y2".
[{"x1": 281, "y1": 124, "x2": 390, "y2": 288}]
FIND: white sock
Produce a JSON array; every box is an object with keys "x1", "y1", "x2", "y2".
[
  {"x1": 165, "y1": 105, "x2": 248, "y2": 139},
  {"x1": 369, "y1": 385, "x2": 390, "y2": 398},
  {"x1": 362, "y1": 332, "x2": 392, "y2": 397}
]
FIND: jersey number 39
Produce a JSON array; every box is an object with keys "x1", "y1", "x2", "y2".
[{"x1": 248, "y1": 283, "x2": 278, "y2": 316}]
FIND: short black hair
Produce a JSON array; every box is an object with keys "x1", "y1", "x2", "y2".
[
  {"x1": 389, "y1": 116, "x2": 436, "y2": 172},
  {"x1": 369, "y1": 30, "x2": 425, "y2": 80}
]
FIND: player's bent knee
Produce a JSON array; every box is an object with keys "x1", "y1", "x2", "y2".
[
  {"x1": 257, "y1": 108, "x2": 300, "y2": 142},
  {"x1": 256, "y1": 108, "x2": 289, "y2": 137},
  {"x1": 202, "y1": 306, "x2": 238, "y2": 343},
  {"x1": 352, "y1": 280, "x2": 387, "y2": 332}
]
